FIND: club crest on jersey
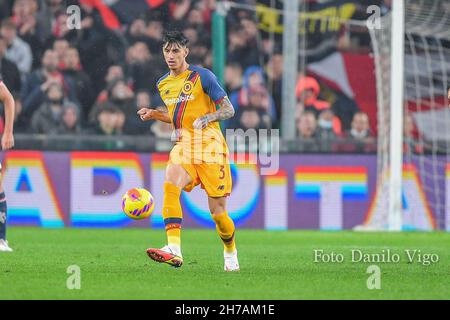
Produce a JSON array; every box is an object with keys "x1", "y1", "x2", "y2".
[{"x1": 183, "y1": 82, "x2": 193, "y2": 94}]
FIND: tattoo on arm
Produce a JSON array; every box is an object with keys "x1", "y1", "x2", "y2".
[{"x1": 206, "y1": 97, "x2": 235, "y2": 122}]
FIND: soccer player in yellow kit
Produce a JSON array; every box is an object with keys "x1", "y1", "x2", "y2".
[{"x1": 138, "y1": 31, "x2": 239, "y2": 271}]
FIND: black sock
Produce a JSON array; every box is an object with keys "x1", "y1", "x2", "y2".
[{"x1": 0, "y1": 192, "x2": 7, "y2": 240}]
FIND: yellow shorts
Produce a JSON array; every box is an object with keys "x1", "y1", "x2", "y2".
[{"x1": 168, "y1": 145, "x2": 232, "y2": 197}]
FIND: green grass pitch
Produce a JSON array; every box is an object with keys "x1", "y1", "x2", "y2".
[{"x1": 0, "y1": 227, "x2": 449, "y2": 299}]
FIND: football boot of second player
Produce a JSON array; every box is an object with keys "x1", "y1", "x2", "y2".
[{"x1": 0, "y1": 239, "x2": 13, "y2": 252}]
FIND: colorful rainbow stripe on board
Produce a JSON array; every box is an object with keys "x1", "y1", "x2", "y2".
[
  {"x1": 295, "y1": 166, "x2": 368, "y2": 199},
  {"x1": 71, "y1": 152, "x2": 144, "y2": 178},
  {"x1": 265, "y1": 170, "x2": 288, "y2": 186},
  {"x1": 151, "y1": 153, "x2": 169, "y2": 169}
]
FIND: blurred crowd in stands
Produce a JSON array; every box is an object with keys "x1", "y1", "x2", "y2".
[{"x1": 0, "y1": 0, "x2": 385, "y2": 152}]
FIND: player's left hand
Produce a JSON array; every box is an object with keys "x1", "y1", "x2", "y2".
[
  {"x1": 1, "y1": 132, "x2": 14, "y2": 150},
  {"x1": 193, "y1": 115, "x2": 210, "y2": 130}
]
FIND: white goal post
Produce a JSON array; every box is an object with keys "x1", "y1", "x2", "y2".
[
  {"x1": 362, "y1": 0, "x2": 450, "y2": 231},
  {"x1": 388, "y1": 0, "x2": 405, "y2": 231}
]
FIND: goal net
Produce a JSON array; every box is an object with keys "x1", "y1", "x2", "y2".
[
  {"x1": 363, "y1": 0, "x2": 450, "y2": 231},
  {"x1": 218, "y1": 0, "x2": 449, "y2": 231}
]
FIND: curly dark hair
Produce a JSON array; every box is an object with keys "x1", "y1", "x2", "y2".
[{"x1": 162, "y1": 30, "x2": 189, "y2": 47}]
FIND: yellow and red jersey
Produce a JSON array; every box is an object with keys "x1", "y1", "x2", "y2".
[{"x1": 156, "y1": 65, "x2": 229, "y2": 159}]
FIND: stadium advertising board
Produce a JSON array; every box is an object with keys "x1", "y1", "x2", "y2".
[{"x1": 1, "y1": 151, "x2": 444, "y2": 230}]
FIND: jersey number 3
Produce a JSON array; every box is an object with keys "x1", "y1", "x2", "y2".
[{"x1": 219, "y1": 165, "x2": 225, "y2": 179}]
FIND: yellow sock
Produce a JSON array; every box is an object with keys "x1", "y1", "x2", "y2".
[
  {"x1": 212, "y1": 211, "x2": 236, "y2": 253},
  {"x1": 162, "y1": 182, "x2": 182, "y2": 248}
]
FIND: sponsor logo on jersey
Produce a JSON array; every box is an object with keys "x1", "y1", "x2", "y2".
[{"x1": 164, "y1": 95, "x2": 195, "y2": 106}]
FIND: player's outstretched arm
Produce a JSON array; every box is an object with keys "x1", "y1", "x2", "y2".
[
  {"x1": 137, "y1": 106, "x2": 172, "y2": 123},
  {"x1": 0, "y1": 82, "x2": 15, "y2": 150},
  {"x1": 193, "y1": 97, "x2": 235, "y2": 129}
]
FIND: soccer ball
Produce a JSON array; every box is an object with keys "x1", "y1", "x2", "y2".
[{"x1": 121, "y1": 188, "x2": 155, "y2": 220}]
